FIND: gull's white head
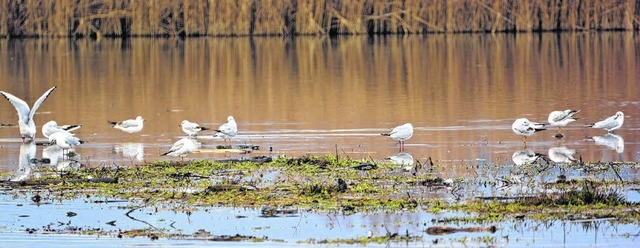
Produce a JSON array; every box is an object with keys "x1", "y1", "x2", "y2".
[
  {"x1": 43, "y1": 121, "x2": 58, "y2": 128},
  {"x1": 136, "y1": 116, "x2": 144, "y2": 122},
  {"x1": 227, "y1": 116, "x2": 235, "y2": 122},
  {"x1": 616, "y1": 111, "x2": 624, "y2": 119},
  {"x1": 513, "y1": 118, "x2": 529, "y2": 128},
  {"x1": 180, "y1": 120, "x2": 189, "y2": 126}
]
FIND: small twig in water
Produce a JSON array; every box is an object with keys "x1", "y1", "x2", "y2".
[
  {"x1": 608, "y1": 162, "x2": 624, "y2": 182},
  {"x1": 125, "y1": 207, "x2": 158, "y2": 230}
]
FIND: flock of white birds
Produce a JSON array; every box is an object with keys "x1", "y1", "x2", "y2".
[
  {"x1": 0, "y1": 86, "x2": 238, "y2": 159},
  {"x1": 511, "y1": 110, "x2": 625, "y2": 145},
  {"x1": 0, "y1": 86, "x2": 627, "y2": 162}
]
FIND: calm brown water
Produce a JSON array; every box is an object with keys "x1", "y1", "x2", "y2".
[{"x1": 0, "y1": 33, "x2": 639, "y2": 178}]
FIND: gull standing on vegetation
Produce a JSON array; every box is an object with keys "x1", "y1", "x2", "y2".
[
  {"x1": 511, "y1": 118, "x2": 546, "y2": 146},
  {"x1": 0, "y1": 86, "x2": 57, "y2": 142},
  {"x1": 109, "y1": 116, "x2": 144, "y2": 134},
  {"x1": 42, "y1": 120, "x2": 82, "y2": 138},
  {"x1": 381, "y1": 123, "x2": 413, "y2": 152},
  {"x1": 214, "y1": 116, "x2": 238, "y2": 142},
  {"x1": 48, "y1": 131, "x2": 84, "y2": 156},
  {"x1": 180, "y1": 120, "x2": 210, "y2": 137},
  {"x1": 547, "y1": 109, "x2": 580, "y2": 138},
  {"x1": 161, "y1": 137, "x2": 198, "y2": 158},
  {"x1": 587, "y1": 111, "x2": 624, "y2": 133}
]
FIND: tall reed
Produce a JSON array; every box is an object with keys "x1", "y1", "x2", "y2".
[{"x1": 0, "y1": 0, "x2": 638, "y2": 37}]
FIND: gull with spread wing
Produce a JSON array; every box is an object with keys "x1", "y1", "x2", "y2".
[{"x1": 0, "y1": 86, "x2": 57, "y2": 141}]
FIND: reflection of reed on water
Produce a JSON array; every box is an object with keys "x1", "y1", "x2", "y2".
[{"x1": 0, "y1": 34, "x2": 637, "y2": 166}]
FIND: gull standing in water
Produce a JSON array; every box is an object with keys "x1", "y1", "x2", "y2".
[
  {"x1": 48, "y1": 131, "x2": 84, "y2": 157},
  {"x1": 512, "y1": 118, "x2": 546, "y2": 146},
  {"x1": 180, "y1": 120, "x2": 210, "y2": 137},
  {"x1": 0, "y1": 86, "x2": 57, "y2": 142},
  {"x1": 43, "y1": 145, "x2": 80, "y2": 171},
  {"x1": 214, "y1": 116, "x2": 238, "y2": 142},
  {"x1": 42, "y1": 120, "x2": 82, "y2": 138},
  {"x1": 547, "y1": 109, "x2": 580, "y2": 138},
  {"x1": 161, "y1": 138, "x2": 198, "y2": 159},
  {"x1": 381, "y1": 123, "x2": 413, "y2": 152},
  {"x1": 587, "y1": 111, "x2": 624, "y2": 133},
  {"x1": 109, "y1": 116, "x2": 144, "y2": 134}
]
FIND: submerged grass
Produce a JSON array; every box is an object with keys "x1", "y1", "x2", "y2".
[
  {"x1": 12, "y1": 155, "x2": 437, "y2": 212},
  {"x1": 519, "y1": 182, "x2": 628, "y2": 207},
  {"x1": 5, "y1": 155, "x2": 640, "y2": 222},
  {"x1": 448, "y1": 180, "x2": 640, "y2": 222}
]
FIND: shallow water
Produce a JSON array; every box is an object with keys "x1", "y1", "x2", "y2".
[
  {"x1": 1, "y1": 192, "x2": 638, "y2": 247},
  {"x1": 0, "y1": 34, "x2": 639, "y2": 179},
  {"x1": 0, "y1": 33, "x2": 639, "y2": 246}
]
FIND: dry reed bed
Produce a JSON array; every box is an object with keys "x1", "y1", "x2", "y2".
[{"x1": 1, "y1": 0, "x2": 639, "y2": 37}]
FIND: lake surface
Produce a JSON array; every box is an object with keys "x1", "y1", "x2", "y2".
[
  {"x1": 0, "y1": 33, "x2": 639, "y2": 246},
  {"x1": 0, "y1": 33, "x2": 638, "y2": 179},
  {"x1": 1, "y1": 192, "x2": 639, "y2": 247}
]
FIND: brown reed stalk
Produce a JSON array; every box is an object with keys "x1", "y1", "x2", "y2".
[{"x1": 0, "y1": 0, "x2": 638, "y2": 38}]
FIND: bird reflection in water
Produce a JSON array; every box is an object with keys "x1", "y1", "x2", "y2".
[
  {"x1": 386, "y1": 152, "x2": 414, "y2": 170},
  {"x1": 548, "y1": 146, "x2": 578, "y2": 164},
  {"x1": 10, "y1": 141, "x2": 36, "y2": 181},
  {"x1": 114, "y1": 143, "x2": 145, "y2": 161},
  {"x1": 590, "y1": 133, "x2": 624, "y2": 153},
  {"x1": 512, "y1": 148, "x2": 546, "y2": 165},
  {"x1": 43, "y1": 145, "x2": 80, "y2": 171}
]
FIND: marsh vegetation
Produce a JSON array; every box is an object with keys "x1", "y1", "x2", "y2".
[{"x1": 2, "y1": 155, "x2": 640, "y2": 245}]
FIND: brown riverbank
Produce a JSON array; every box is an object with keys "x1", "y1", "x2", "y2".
[{"x1": 1, "y1": 0, "x2": 638, "y2": 38}]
